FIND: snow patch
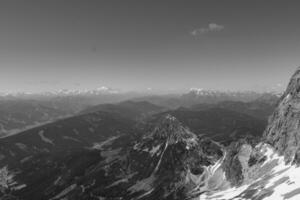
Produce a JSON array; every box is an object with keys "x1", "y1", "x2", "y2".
[
  {"x1": 128, "y1": 175, "x2": 155, "y2": 193},
  {"x1": 199, "y1": 144, "x2": 300, "y2": 200},
  {"x1": 15, "y1": 143, "x2": 27, "y2": 150},
  {"x1": 38, "y1": 130, "x2": 54, "y2": 145},
  {"x1": 62, "y1": 136, "x2": 81, "y2": 142},
  {"x1": 106, "y1": 172, "x2": 137, "y2": 188},
  {"x1": 50, "y1": 184, "x2": 77, "y2": 200},
  {"x1": 92, "y1": 136, "x2": 119, "y2": 150},
  {"x1": 149, "y1": 144, "x2": 161, "y2": 156}
]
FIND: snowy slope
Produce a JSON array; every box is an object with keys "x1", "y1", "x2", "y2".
[{"x1": 197, "y1": 143, "x2": 300, "y2": 200}]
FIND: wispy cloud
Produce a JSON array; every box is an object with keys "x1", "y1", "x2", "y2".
[{"x1": 191, "y1": 23, "x2": 224, "y2": 36}]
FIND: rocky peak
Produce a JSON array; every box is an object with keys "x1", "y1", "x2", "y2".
[
  {"x1": 283, "y1": 66, "x2": 300, "y2": 97},
  {"x1": 150, "y1": 114, "x2": 198, "y2": 146},
  {"x1": 264, "y1": 66, "x2": 300, "y2": 163}
]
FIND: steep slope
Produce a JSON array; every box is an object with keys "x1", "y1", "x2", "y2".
[
  {"x1": 0, "y1": 111, "x2": 136, "y2": 200},
  {"x1": 264, "y1": 67, "x2": 300, "y2": 164},
  {"x1": 199, "y1": 143, "x2": 300, "y2": 200}
]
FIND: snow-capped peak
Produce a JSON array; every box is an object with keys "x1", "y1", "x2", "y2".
[
  {"x1": 93, "y1": 86, "x2": 120, "y2": 94},
  {"x1": 189, "y1": 88, "x2": 204, "y2": 95},
  {"x1": 0, "y1": 87, "x2": 122, "y2": 98}
]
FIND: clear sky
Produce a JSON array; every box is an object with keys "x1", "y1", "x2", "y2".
[{"x1": 0, "y1": 0, "x2": 299, "y2": 93}]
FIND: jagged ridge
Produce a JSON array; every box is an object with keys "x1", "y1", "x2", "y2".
[{"x1": 150, "y1": 114, "x2": 198, "y2": 146}]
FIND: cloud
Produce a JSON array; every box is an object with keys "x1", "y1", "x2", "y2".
[{"x1": 191, "y1": 23, "x2": 224, "y2": 36}]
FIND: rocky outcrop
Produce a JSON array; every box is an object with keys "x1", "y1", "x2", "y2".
[
  {"x1": 264, "y1": 67, "x2": 300, "y2": 164},
  {"x1": 130, "y1": 114, "x2": 223, "y2": 199},
  {"x1": 221, "y1": 140, "x2": 267, "y2": 187}
]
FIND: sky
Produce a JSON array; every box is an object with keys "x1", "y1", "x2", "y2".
[{"x1": 0, "y1": 0, "x2": 300, "y2": 93}]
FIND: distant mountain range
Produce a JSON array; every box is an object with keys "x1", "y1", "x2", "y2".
[
  {"x1": 190, "y1": 99, "x2": 276, "y2": 120},
  {"x1": 132, "y1": 90, "x2": 280, "y2": 108},
  {"x1": 81, "y1": 100, "x2": 166, "y2": 120},
  {"x1": 0, "y1": 99, "x2": 72, "y2": 138},
  {"x1": 0, "y1": 89, "x2": 279, "y2": 138}
]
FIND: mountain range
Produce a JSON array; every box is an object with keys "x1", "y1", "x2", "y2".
[
  {"x1": 0, "y1": 90, "x2": 278, "y2": 138},
  {"x1": 1, "y1": 68, "x2": 300, "y2": 199}
]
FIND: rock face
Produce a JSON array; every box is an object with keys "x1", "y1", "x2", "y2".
[
  {"x1": 221, "y1": 140, "x2": 266, "y2": 187},
  {"x1": 264, "y1": 67, "x2": 300, "y2": 164}
]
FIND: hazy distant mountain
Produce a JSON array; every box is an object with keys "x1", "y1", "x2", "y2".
[
  {"x1": 131, "y1": 94, "x2": 182, "y2": 108},
  {"x1": 81, "y1": 100, "x2": 166, "y2": 120},
  {"x1": 181, "y1": 89, "x2": 262, "y2": 105},
  {"x1": 0, "y1": 87, "x2": 122, "y2": 98},
  {"x1": 0, "y1": 96, "x2": 102, "y2": 138},
  {"x1": 131, "y1": 90, "x2": 279, "y2": 109},
  {"x1": 0, "y1": 100, "x2": 72, "y2": 138},
  {"x1": 191, "y1": 98, "x2": 277, "y2": 121},
  {"x1": 253, "y1": 92, "x2": 280, "y2": 105},
  {"x1": 0, "y1": 87, "x2": 146, "y2": 111},
  {"x1": 0, "y1": 92, "x2": 144, "y2": 137}
]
